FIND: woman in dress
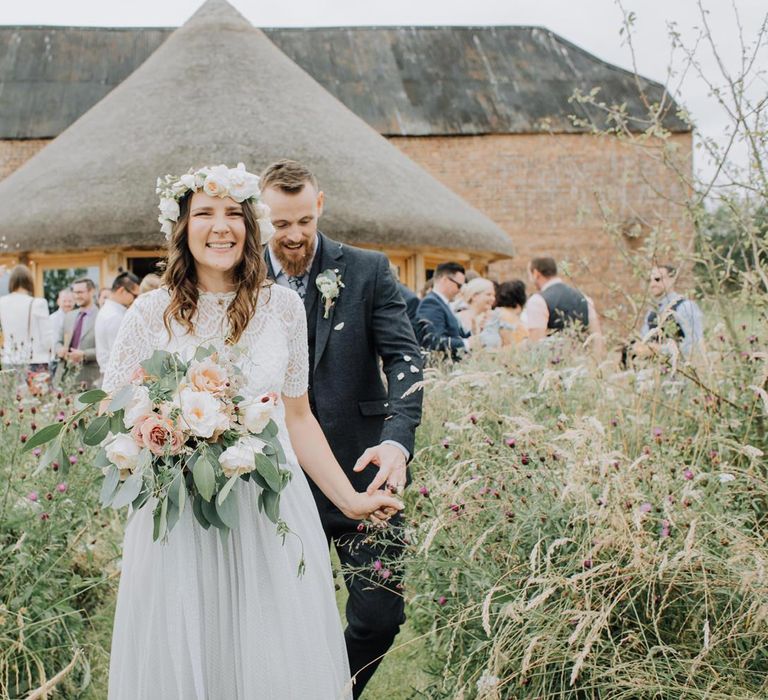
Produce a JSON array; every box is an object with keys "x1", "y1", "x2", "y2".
[
  {"x1": 103, "y1": 165, "x2": 400, "y2": 699},
  {"x1": 0, "y1": 264, "x2": 52, "y2": 387},
  {"x1": 457, "y1": 277, "x2": 501, "y2": 348},
  {"x1": 495, "y1": 279, "x2": 529, "y2": 347}
]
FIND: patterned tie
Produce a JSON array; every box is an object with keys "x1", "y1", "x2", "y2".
[
  {"x1": 287, "y1": 275, "x2": 306, "y2": 300},
  {"x1": 69, "y1": 311, "x2": 87, "y2": 349}
]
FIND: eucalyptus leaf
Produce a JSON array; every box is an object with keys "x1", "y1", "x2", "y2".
[
  {"x1": 108, "y1": 385, "x2": 133, "y2": 412},
  {"x1": 193, "y1": 456, "x2": 216, "y2": 502},
  {"x1": 216, "y1": 472, "x2": 240, "y2": 506},
  {"x1": 132, "y1": 482, "x2": 151, "y2": 511},
  {"x1": 39, "y1": 437, "x2": 62, "y2": 467},
  {"x1": 192, "y1": 495, "x2": 210, "y2": 530},
  {"x1": 201, "y1": 497, "x2": 226, "y2": 529},
  {"x1": 260, "y1": 490, "x2": 280, "y2": 524},
  {"x1": 153, "y1": 498, "x2": 168, "y2": 541},
  {"x1": 109, "y1": 411, "x2": 128, "y2": 435},
  {"x1": 93, "y1": 447, "x2": 112, "y2": 469},
  {"x1": 77, "y1": 388, "x2": 108, "y2": 405},
  {"x1": 99, "y1": 466, "x2": 120, "y2": 506},
  {"x1": 250, "y1": 470, "x2": 269, "y2": 490},
  {"x1": 22, "y1": 422, "x2": 64, "y2": 452},
  {"x1": 260, "y1": 420, "x2": 279, "y2": 439},
  {"x1": 111, "y1": 471, "x2": 143, "y2": 509},
  {"x1": 254, "y1": 453, "x2": 281, "y2": 492},
  {"x1": 166, "y1": 499, "x2": 180, "y2": 534},
  {"x1": 83, "y1": 414, "x2": 111, "y2": 446},
  {"x1": 215, "y1": 491, "x2": 239, "y2": 529}
]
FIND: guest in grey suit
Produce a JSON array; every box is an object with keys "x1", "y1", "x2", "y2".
[
  {"x1": 261, "y1": 160, "x2": 423, "y2": 698},
  {"x1": 54, "y1": 277, "x2": 100, "y2": 388}
]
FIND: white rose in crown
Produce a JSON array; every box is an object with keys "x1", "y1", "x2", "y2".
[
  {"x1": 219, "y1": 436, "x2": 268, "y2": 478},
  {"x1": 123, "y1": 384, "x2": 153, "y2": 429},
  {"x1": 178, "y1": 387, "x2": 229, "y2": 439},
  {"x1": 227, "y1": 163, "x2": 261, "y2": 202},
  {"x1": 316, "y1": 269, "x2": 345, "y2": 319},
  {"x1": 240, "y1": 392, "x2": 278, "y2": 434},
  {"x1": 202, "y1": 165, "x2": 231, "y2": 198},
  {"x1": 105, "y1": 433, "x2": 142, "y2": 480}
]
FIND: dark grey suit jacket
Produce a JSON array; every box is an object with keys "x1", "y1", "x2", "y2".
[{"x1": 267, "y1": 233, "x2": 423, "y2": 523}]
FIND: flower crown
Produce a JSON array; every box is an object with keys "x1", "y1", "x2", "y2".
[{"x1": 156, "y1": 163, "x2": 275, "y2": 244}]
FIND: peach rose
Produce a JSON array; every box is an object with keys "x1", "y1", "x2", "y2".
[
  {"x1": 132, "y1": 413, "x2": 185, "y2": 456},
  {"x1": 187, "y1": 357, "x2": 228, "y2": 396}
]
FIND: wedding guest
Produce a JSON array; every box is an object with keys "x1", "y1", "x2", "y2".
[
  {"x1": 0, "y1": 265, "x2": 52, "y2": 381},
  {"x1": 54, "y1": 277, "x2": 100, "y2": 388},
  {"x1": 457, "y1": 277, "x2": 500, "y2": 348},
  {"x1": 138, "y1": 272, "x2": 161, "y2": 294},
  {"x1": 495, "y1": 279, "x2": 529, "y2": 346},
  {"x1": 95, "y1": 271, "x2": 141, "y2": 371},
  {"x1": 451, "y1": 268, "x2": 479, "y2": 313},
  {"x1": 49, "y1": 287, "x2": 75, "y2": 352},
  {"x1": 417, "y1": 262, "x2": 473, "y2": 359},
  {"x1": 639, "y1": 264, "x2": 704, "y2": 359},
  {"x1": 261, "y1": 159, "x2": 422, "y2": 698},
  {"x1": 98, "y1": 287, "x2": 110, "y2": 308},
  {"x1": 390, "y1": 264, "x2": 419, "y2": 335},
  {"x1": 526, "y1": 257, "x2": 604, "y2": 354}
]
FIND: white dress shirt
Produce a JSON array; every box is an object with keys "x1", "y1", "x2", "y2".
[{"x1": 95, "y1": 297, "x2": 128, "y2": 370}]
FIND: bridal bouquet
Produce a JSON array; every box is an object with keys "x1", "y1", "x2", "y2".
[{"x1": 23, "y1": 346, "x2": 293, "y2": 544}]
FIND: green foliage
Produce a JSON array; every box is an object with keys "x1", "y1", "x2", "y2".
[{"x1": 398, "y1": 334, "x2": 768, "y2": 698}]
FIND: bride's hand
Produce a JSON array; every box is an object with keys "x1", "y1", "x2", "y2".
[{"x1": 342, "y1": 491, "x2": 404, "y2": 525}]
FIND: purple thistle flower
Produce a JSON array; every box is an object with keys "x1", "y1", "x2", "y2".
[
  {"x1": 418, "y1": 486, "x2": 429, "y2": 497},
  {"x1": 57, "y1": 483, "x2": 68, "y2": 493},
  {"x1": 683, "y1": 469, "x2": 694, "y2": 480},
  {"x1": 639, "y1": 502, "x2": 652, "y2": 513},
  {"x1": 437, "y1": 596, "x2": 447, "y2": 606},
  {"x1": 372, "y1": 559, "x2": 383, "y2": 572},
  {"x1": 27, "y1": 491, "x2": 38, "y2": 502}
]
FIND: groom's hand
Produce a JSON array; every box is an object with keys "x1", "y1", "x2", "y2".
[{"x1": 353, "y1": 443, "x2": 407, "y2": 496}]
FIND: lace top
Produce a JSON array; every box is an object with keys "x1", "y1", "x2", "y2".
[{"x1": 102, "y1": 285, "x2": 308, "y2": 399}]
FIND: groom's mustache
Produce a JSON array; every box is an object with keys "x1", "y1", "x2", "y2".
[{"x1": 272, "y1": 239, "x2": 313, "y2": 276}]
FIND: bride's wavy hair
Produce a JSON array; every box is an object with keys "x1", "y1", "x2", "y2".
[{"x1": 162, "y1": 192, "x2": 269, "y2": 345}]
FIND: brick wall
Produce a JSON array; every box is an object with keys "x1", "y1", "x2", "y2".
[
  {"x1": 0, "y1": 139, "x2": 49, "y2": 180},
  {"x1": 390, "y1": 132, "x2": 693, "y2": 325}
]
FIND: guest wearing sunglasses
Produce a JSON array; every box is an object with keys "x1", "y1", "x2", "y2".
[
  {"x1": 417, "y1": 262, "x2": 478, "y2": 360},
  {"x1": 95, "y1": 271, "x2": 141, "y2": 375},
  {"x1": 639, "y1": 264, "x2": 704, "y2": 359}
]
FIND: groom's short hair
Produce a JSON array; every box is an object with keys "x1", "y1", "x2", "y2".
[{"x1": 260, "y1": 159, "x2": 318, "y2": 194}]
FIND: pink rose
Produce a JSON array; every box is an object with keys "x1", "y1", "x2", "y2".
[
  {"x1": 133, "y1": 414, "x2": 184, "y2": 456},
  {"x1": 187, "y1": 357, "x2": 228, "y2": 396}
]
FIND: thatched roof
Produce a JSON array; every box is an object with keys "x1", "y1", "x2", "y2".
[
  {"x1": 0, "y1": 24, "x2": 689, "y2": 140},
  {"x1": 0, "y1": 0, "x2": 513, "y2": 257}
]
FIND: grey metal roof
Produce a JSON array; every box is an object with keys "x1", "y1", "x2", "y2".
[
  {"x1": 0, "y1": 0, "x2": 513, "y2": 257},
  {"x1": 0, "y1": 23, "x2": 688, "y2": 140}
]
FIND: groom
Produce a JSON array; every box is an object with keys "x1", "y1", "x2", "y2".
[{"x1": 261, "y1": 160, "x2": 423, "y2": 696}]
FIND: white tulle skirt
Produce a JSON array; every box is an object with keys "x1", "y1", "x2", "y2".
[{"x1": 107, "y1": 466, "x2": 351, "y2": 699}]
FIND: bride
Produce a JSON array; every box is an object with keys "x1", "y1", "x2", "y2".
[{"x1": 103, "y1": 164, "x2": 401, "y2": 699}]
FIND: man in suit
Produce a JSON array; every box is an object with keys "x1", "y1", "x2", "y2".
[
  {"x1": 389, "y1": 263, "x2": 420, "y2": 335},
  {"x1": 54, "y1": 277, "x2": 100, "y2": 388},
  {"x1": 260, "y1": 160, "x2": 423, "y2": 697},
  {"x1": 417, "y1": 261, "x2": 473, "y2": 360}
]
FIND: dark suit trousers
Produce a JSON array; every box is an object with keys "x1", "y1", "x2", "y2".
[{"x1": 320, "y1": 507, "x2": 405, "y2": 698}]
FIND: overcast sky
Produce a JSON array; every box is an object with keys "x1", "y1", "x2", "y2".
[{"x1": 2, "y1": 0, "x2": 766, "y2": 187}]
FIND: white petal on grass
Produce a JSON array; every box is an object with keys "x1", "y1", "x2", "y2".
[
  {"x1": 719, "y1": 472, "x2": 736, "y2": 483},
  {"x1": 397, "y1": 372, "x2": 405, "y2": 381},
  {"x1": 334, "y1": 322, "x2": 345, "y2": 331}
]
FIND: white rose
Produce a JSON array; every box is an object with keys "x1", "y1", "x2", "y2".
[
  {"x1": 258, "y1": 217, "x2": 275, "y2": 244},
  {"x1": 123, "y1": 384, "x2": 153, "y2": 429},
  {"x1": 178, "y1": 387, "x2": 229, "y2": 439},
  {"x1": 218, "y1": 436, "x2": 267, "y2": 478},
  {"x1": 179, "y1": 173, "x2": 196, "y2": 190},
  {"x1": 159, "y1": 197, "x2": 180, "y2": 222},
  {"x1": 159, "y1": 217, "x2": 174, "y2": 238},
  {"x1": 105, "y1": 433, "x2": 141, "y2": 477},
  {"x1": 254, "y1": 202, "x2": 270, "y2": 219},
  {"x1": 228, "y1": 165, "x2": 261, "y2": 202},
  {"x1": 240, "y1": 393, "x2": 277, "y2": 434},
  {"x1": 203, "y1": 165, "x2": 231, "y2": 198}
]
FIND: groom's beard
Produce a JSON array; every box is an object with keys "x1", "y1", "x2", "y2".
[{"x1": 271, "y1": 241, "x2": 314, "y2": 277}]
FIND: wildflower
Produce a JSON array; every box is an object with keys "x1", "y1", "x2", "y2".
[
  {"x1": 505, "y1": 437, "x2": 516, "y2": 448},
  {"x1": 437, "y1": 596, "x2": 447, "y2": 606},
  {"x1": 356, "y1": 523, "x2": 366, "y2": 532},
  {"x1": 372, "y1": 559, "x2": 383, "y2": 572},
  {"x1": 652, "y1": 427, "x2": 663, "y2": 441},
  {"x1": 32, "y1": 448, "x2": 41, "y2": 457},
  {"x1": 45, "y1": 492, "x2": 53, "y2": 501},
  {"x1": 610, "y1": 418, "x2": 618, "y2": 427},
  {"x1": 442, "y1": 439, "x2": 450, "y2": 449},
  {"x1": 52, "y1": 461, "x2": 59, "y2": 472},
  {"x1": 418, "y1": 486, "x2": 429, "y2": 496},
  {"x1": 40, "y1": 513, "x2": 50, "y2": 521},
  {"x1": 20, "y1": 434, "x2": 27, "y2": 443},
  {"x1": 57, "y1": 483, "x2": 68, "y2": 493},
  {"x1": 380, "y1": 569, "x2": 392, "y2": 580},
  {"x1": 521, "y1": 454, "x2": 530, "y2": 465},
  {"x1": 660, "y1": 519, "x2": 671, "y2": 538},
  {"x1": 27, "y1": 491, "x2": 38, "y2": 502},
  {"x1": 582, "y1": 559, "x2": 593, "y2": 569},
  {"x1": 683, "y1": 469, "x2": 694, "y2": 480},
  {"x1": 469, "y1": 414, "x2": 478, "y2": 424},
  {"x1": 69, "y1": 455, "x2": 78, "y2": 465},
  {"x1": 56, "y1": 411, "x2": 66, "y2": 422},
  {"x1": 450, "y1": 504, "x2": 462, "y2": 513},
  {"x1": 639, "y1": 502, "x2": 652, "y2": 513}
]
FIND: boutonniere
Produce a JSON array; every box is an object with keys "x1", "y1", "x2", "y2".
[{"x1": 316, "y1": 269, "x2": 345, "y2": 319}]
